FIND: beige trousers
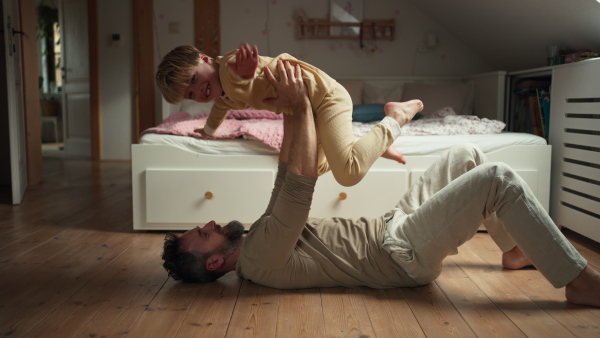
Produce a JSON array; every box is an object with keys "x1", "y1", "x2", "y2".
[
  {"x1": 314, "y1": 82, "x2": 401, "y2": 187},
  {"x1": 383, "y1": 143, "x2": 587, "y2": 288}
]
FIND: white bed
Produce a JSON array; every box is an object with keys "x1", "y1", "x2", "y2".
[{"x1": 132, "y1": 73, "x2": 551, "y2": 230}]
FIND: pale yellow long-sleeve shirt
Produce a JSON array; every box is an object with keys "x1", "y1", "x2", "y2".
[{"x1": 205, "y1": 51, "x2": 335, "y2": 134}]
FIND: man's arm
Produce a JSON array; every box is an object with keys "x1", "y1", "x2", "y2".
[
  {"x1": 259, "y1": 60, "x2": 316, "y2": 218},
  {"x1": 264, "y1": 60, "x2": 316, "y2": 173},
  {"x1": 244, "y1": 61, "x2": 317, "y2": 269}
]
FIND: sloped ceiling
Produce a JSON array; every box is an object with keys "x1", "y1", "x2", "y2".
[{"x1": 405, "y1": 0, "x2": 600, "y2": 72}]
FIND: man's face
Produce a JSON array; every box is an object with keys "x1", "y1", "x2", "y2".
[
  {"x1": 184, "y1": 55, "x2": 223, "y2": 103},
  {"x1": 179, "y1": 220, "x2": 244, "y2": 256}
]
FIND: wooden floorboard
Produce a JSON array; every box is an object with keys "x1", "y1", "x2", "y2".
[
  {"x1": 1, "y1": 157, "x2": 599, "y2": 337},
  {"x1": 321, "y1": 287, "x2": 376, "y2": 337},
  {"x1": 360, "y1": 288, "x2": 425, "y2": 338},
  {"x1": 227, "y1": 280, "x2": 281, "y2": 337},
  {"x1": 435, "y1": 259, "x2": 526, "y2": 337},
  {"x1": 275, "y1": 288, "x2": 325, "y2": 337},
  {"x1": 402, "y1": 282, "x2": 477, "y2": 337},
  {"x1": 174, "y1": 273, "x2": 241, "y2": 338},
  {"x1": 467, "y1": 234, "x2": 600, "y2": 337}
]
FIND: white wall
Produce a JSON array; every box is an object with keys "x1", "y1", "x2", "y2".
[
  {"x1": 98, "y1": 0, "x2": 134, "y2": 160},
  {"x1": 151, "y1": 0, "x2": 494, "y2": 119},
  {"x1": 407, "y1": 0, "x2": 600, "y2": 71},
  {"x1": 152, "y1": 0, "x2": 195, "y2": 124},
  {"x1": 95, "y1": 0, "x2": 497, "y2": 160},
  {"x1": 153, "y1": 0, "x2": 493, "y2": 78},
  {"x1": 220, "y1": 0, "x2": 493, "y2": 77},
  {"x1": 49, "y1": 0, "x2": 600, "y2": 160}
]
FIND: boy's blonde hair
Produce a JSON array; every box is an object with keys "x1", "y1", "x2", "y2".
[{"x1": 156, "y1": 45, "x2": 203, "y2": 104}]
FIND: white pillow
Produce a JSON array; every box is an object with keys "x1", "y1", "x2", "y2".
[
  {"x1": 363, "y1": 82, "x2": 404, "y2": 104},
  {"x1": 401, "y1": 82, "x2": 475, "y2": 116},
  {"x1": 337, "y1": 80, "x2": 364, "y2": 105}
]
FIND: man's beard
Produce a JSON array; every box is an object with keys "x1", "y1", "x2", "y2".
[{"x1": 216, "y1": 220, "x2": 245, "y2": 255}]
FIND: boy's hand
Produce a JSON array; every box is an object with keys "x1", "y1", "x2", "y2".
[
  {"x1": 227, "y1": 43, "x2": 259, "y2": 79},
  {"x1": 196, "y1": 127, "x2": 216, "y2": 138},
  {"x1": 263, "y1": 60, "x2": 308, "y2": 107}
]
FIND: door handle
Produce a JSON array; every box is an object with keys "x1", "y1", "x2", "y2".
[{"x1": 12, "y1": 28, "x2": 26, "y2": 37}]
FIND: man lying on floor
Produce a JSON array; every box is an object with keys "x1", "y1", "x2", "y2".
[{"x1": 161, "y1": 60, "x2": 600, "y2": 308}]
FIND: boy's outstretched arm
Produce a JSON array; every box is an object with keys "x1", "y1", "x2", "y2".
[{"x1": 227, "y1": 43, "x2": 259, "y2": 79}]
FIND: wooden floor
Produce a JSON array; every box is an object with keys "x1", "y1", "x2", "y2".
[{"x1": 1, "y1": 157, "x2": 600, "y2": 338}]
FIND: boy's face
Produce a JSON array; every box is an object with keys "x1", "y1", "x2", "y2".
[{"x1": 184, "y1": 54, "x2": 223, "y2": 103}]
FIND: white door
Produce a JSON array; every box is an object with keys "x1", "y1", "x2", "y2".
[
  {"x1": 2, "y1": 0, "x2": 27, "y2": 205},
  {"x1": 60, "y1": 0, "x2": 90, "y2": 157}
]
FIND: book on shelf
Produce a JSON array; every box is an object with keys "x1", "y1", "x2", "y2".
[
  {"x1": 510, "y1": 81, "x2": 551, "y2": 139},
  {"x1": 529, "y1": 94, "x2": 544, "y2": 138},
  {"x1": 538, "y1": 88, "x2": 551, "y2": 138}
]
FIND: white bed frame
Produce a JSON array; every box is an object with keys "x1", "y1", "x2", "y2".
[{"x1": 133, "y1": 73, "x2": 551, "y2": 230}]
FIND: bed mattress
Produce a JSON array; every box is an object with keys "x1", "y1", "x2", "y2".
[{"x1": 139, "y1": 132, "x2": 546, "y2": 156}]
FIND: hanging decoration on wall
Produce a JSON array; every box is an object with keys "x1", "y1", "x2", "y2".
[
  {"x1": 330, "y1": 0, "x2": 363, "y2": 36},
  {"x1": 296, "y1": 5, "x2": 395, "y2": 49},
  {"x1": 359, "y1": 21, "x2": 379, "y2": 52}
]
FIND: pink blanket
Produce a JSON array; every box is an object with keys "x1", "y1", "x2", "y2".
[{"x1": 141, "y1": 110, "x2": 284, "y2": 151}]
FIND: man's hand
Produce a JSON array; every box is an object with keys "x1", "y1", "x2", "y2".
[
  {"x1": 263, "y1": 60, "x2": 312, "y2": 166},
  {"x1": 227, "y1": 43, "x2": 259, "y2": 79},
  {"x1": 262, "y1": 59, "x2": 316, "y2": 178},
  {"x1": 263, "y1": 60, "x2": 309, "y2": 107}
]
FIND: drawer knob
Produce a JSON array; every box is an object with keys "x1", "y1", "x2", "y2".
[
  {"x1": 339, "y1": 192, "x2": 347, "y2": 200},
  {"x1": 205, "y1": 191, "x2": 214, "y2": 200}
]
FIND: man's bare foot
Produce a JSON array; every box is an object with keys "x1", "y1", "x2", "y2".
[
  {"x1": 382, "y1": 145, "x2": 406, "y2": 164},
  {"x1": 565, "y1": 265, "x2": 600, "y2": 307},
  {"x1": 384, "y1": 100, "x2": 424, "y2": 127},
  {"x1": 502, "y1": 246, "x2": 533, "y2": 269}
]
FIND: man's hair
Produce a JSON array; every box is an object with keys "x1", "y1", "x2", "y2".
[
  {"x1": 161, "y1": 232, "x2": 226, "y2": 283},
  {"x1": 156, "y1": 45, "x2": 203, "y2": 104}
]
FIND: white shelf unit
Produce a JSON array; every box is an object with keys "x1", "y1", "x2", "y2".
[{"x1": 548, "y1": 59, "x2": 600, "y2": 242}]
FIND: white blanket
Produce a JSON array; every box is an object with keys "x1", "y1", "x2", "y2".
[{"x1": 353, "y1": 107, "x2": 506, "y2": 137}]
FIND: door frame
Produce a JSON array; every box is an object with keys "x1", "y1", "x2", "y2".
[
  {"x1": 88, "y1": 0, "x2": 100, "y2": 159},
  {"x1": 20, "y1": 0, "x2": 99, "y2": 174},
  {"x1": 3, "y1": 0, "x2": 27, "y2": 204},
  {"x1": 19, "y1": 0, "x2": 42, "y2": 186},
  {"x1": 133, "y1": 0, "x2": 155, "y2": 140}
]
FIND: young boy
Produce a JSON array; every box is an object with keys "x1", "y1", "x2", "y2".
[{"x1": 156, "y1": 43, "x2": 423, "y2": 187}]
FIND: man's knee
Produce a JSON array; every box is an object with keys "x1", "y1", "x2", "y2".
[
  {"x1": 450, "y1": 143, "x2": 482, "y2": 158},
  {"x1": 448, "y1": 143, "x2": 486, "y2": 169},
  {"x1": 490, "y1": 162, "x2": 519, "y2": 180},
  {"x1": 484, "y1": 162, "x2": 525, "y2": 189}
]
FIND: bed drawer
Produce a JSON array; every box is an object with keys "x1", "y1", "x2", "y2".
[
  {"x1": 145, "y1": 169, "x2": 274, "y2": 224},
  {"x1": 311, "y1": 170, "x2": 410, "y2": 219}
]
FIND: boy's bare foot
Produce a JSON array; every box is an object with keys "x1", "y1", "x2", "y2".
[
  {"x1": 502, "y1": 246, "x2": 533, "y2": 269},
  {"x1": 565, "y1": 265, "x2": 600, "y2": 307},
  {"x1": 382, "y1": 145, "x2": 406, "y2": 164},
  {"x1": 384, "y1": 100, "x2": 424, "y2": 127}
]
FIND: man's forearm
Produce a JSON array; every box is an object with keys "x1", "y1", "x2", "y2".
[
  {"x1": 279, "y1": 113, "x2": 293, "y2": 163},
  {"x1": 261, "y1": 161, "x2": 288, "y2": 217},
  {"x1": 262, "y1": 60, "x2": 317, "y2": 177},
  {"x1": 287, "y1": 95, "x2": 318, "y2": 178}
]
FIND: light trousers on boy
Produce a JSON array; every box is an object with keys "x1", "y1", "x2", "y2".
[
  {"x1": 314, "y1": 82, "x2": 402, "y2": 187},
  {"x1": 383, "y1": 143, "x2": 587, "y2": 288}
]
